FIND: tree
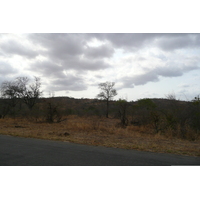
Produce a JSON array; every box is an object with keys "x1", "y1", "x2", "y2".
[
  {"x1": 1, "y1": 79, "x2": 21, "y2": 106},
  {"x1": 17, "y1": 76, "x2": 42, "y2": 110},
  {"x1": 1, "y1": 79, "x2": 22, "y2": 117},
  {"x1": 0, "y1": 76, "x2": 42, "y2": 116},
  {"x1": 116, "y1": 98, "x2": 129, "y2": 127},
  {"x1": 44, "y1": 100, "x2": 62, "y2": 123},
  {"x1": 97, "y1": 82, "x2": 117, "y2": 118},
  {"x1": 133, "y1": 99, "x2": 161, "y2": 133},
  {"x1": 190, "y1": 95, "x2": 200, "y2": 133}
]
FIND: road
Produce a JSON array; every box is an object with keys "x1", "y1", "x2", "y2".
[{"x1": 0, "y1": 134, "x2": 200, "y2": 166}]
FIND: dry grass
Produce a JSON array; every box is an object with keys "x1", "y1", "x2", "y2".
[{"x1": 0, "y1": 115, "x2": 200, "y2": 156}]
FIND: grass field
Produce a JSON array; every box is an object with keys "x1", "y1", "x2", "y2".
[{"x1": 0, "y1": 115, "x2": 200, "y2": 156}]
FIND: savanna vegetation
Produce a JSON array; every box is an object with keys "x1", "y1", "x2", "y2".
[{"x1": 0, "y1": 77, "x2": 200, "y2": 156}]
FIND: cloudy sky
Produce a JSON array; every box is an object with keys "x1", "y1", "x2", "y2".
[{"x1": 0, "y1": 33, "x2": 200, "y2": 101}]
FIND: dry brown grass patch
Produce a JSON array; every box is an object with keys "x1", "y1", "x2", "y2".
[{"x1": 0, "y1": 116, "x2": 199, "y2": 156}]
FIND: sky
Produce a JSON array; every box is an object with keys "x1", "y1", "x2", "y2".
[{"x1": 0, "y1": 33, "x2": 200, "y2": 101}]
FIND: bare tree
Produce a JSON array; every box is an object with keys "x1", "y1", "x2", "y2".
[
  {"x1": 1, "y1": 76, "x2": 42, "y2": 112},
  {"x1": 1, "y1": 79, "x2": 22, "y2": 117},
  {"x1": 97, "y1": 82, "x2": 117, "y2": 118},
  {"x1": 1, "y1": 80, "x2": 20, "y2": 105},
  {"x1": 17, "y1": 76, "x2": 42, "y2": 110}
]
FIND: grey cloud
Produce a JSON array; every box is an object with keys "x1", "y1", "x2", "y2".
[
  {"x1": 157, "y1": 64, "x2": 199, "y2": 78},
  {"x1": 84, "y1": 44, "x2": 114, "y2": 59},
  {"x1": 95, "y1": 75, "x2": 103, "y2": 79},
  {"x1": 157, "y1": 36, "x2": 190, "y2": 51},
  {"x1": 119, "y1": 71, "x2": 159, "y2": 89},
  {"x1": 107, "y1": 33, "x2": 159, "y2": 49},
  {"x1": 21, "y1": 33, "x2": 200, "y2": 60},
  {"x1": 28, "y1": 33, "x2": 200, "y2": 73},
  {"x1": 29, "y1": 33, "x2": 85, "y2": 58},
  {"x1": 45, "y1": 74, "x2": 87, "y2": 91},
  {"x1": 134, "y1": 72, "x2": 159, "y2": 85},
  {"x1": 0, "y1": 61, "x2": 18, "y2": 75},
  {"x1": 87, "y1": 33, "x2": 164, "y2": 50},
  {"x1": 89, "y1": 33, "x2": 200, "y2": 52},
  {"x1": 62, "y1": 57, "x2": 110, "y2": 71},
  {"x1": 0, "y1": 61, "x2": 18, "y2": 84},
  {"x1": 29, "y1": 34, "x2": 111, "y2": 71},
  {"x1": 119, "y1": 62, "x2": 200, "y2": 88},
  {"x1": 0, "y1": 40, "x2": 38, "y2": 58},
  {"x1": 8, "y1": 33, "x2": 200, "y2": 94},
  {"x1": 158, "y1": 55, "x2": 200, "y2": 77},
  {"x1": 155, "y1": 34, "x2": 200, "y2": 51},
  {"x1": 85, "y1": 33, "x2": 150, "y2": 51},
  {"x1": 31, "y1": 56, "x2": 110, "y2": 78},
  {"x1": 156, "y1": 66, "x2": 183, "y2": 77},
  {"x1": 30, "y1": 60, "x2": 89, "y2": 91},
  {"x1": 30, "y1": 60, "x2": 65, "y2": 78}
]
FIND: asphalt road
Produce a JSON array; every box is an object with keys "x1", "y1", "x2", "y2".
[{"x1": 0, "y1": 134, "x2": 200, "y2": 166}]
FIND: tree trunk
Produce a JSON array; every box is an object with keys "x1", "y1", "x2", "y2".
[{"x1": 106, "y1": 99, "x2": 109, "y2": 118}]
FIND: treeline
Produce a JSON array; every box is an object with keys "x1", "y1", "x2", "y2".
[
  {"x1": 126, "y1": 98, "x2": 200, "y2": 140},
  {"x1": 0, "y1": 77, "x2": 200, "y2": 140}
]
